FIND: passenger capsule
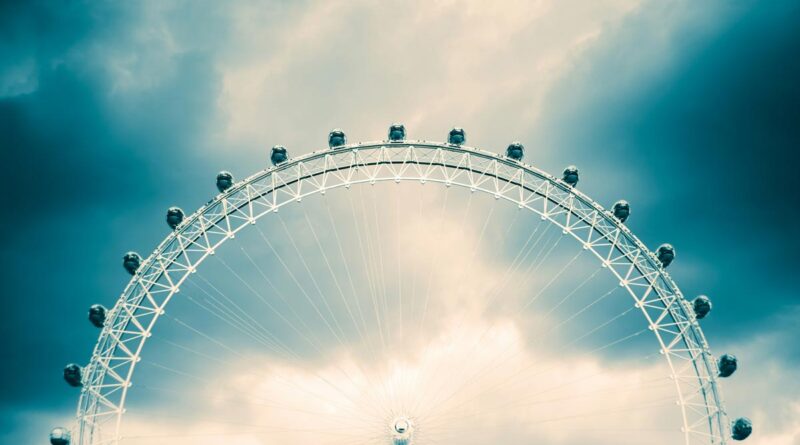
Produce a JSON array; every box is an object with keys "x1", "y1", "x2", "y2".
[
  {"x1": 88, "y1": 304, "x2": 107, "y2": 328},
  {"x1": 506, "y1": 142, "x2": 524, "y2": 161},
  {"x1": 448, "y1": 127, "x2": 466, "y2": 145},
  {"x1": 328, "y1": 129, "x2": 346, "y2": 148},
  {"x1": 718, "y1": 353, "x2": 738, "y2": 377},
  {"x1": 562, "y1": 165, "x2": 579, "y2": 187},
  {"x1": 271, "y1": 145, "x2": 288, "y2": 166},
  {"x1": 166, "y1": 206, "x2": 185, "y2": 230},
  {"x1": 656, "y1": 243, "x2": 675, "y2": 268},
  {"x1": 388, "y1": 123, "x2": 406, "y2": 141},
  {"x1": 63, "y1": 363, "x2": 82, "y2": 387},
  {"x1": 613, "y1": 200, "x2": 630, "y2": 222},
  {"x1": 122, "y1": 252, "x2": 142, "y2": 275},
  {"x1": 731, "y1": 417, "x2": 752, "y2": 440},
  {"x1": 216, "y1": 171, "x2": 234, "y2": 193},
  {"x1": 50, "y1": 427, "x2": 71, "y2": 445},
  {"x1": 692, "y1": 295, "x2": 712, "y2": 319}
]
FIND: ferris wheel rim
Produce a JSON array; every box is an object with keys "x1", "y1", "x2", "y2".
[{"x1": 75, "y1": 141, "x2": 728, "y2": 445}]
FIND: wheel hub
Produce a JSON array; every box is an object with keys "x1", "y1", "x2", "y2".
[{"x1": 391, "y1": 416, "x2": 414, "y2": 445}]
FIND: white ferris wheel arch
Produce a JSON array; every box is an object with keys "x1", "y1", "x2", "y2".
[{"x1": 71, "y1": 139, "x2": 735, "y2": 445}]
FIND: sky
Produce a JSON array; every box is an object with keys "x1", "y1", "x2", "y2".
[{"x1": 1, "y1": 1, "x2": 799, "y2": 444}]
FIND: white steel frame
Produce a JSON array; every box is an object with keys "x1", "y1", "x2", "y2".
[{"x1": 75, "y1": 141, "x2": 730, "y2": 444}]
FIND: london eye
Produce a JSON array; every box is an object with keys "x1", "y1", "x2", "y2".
[{"x1": 53, "y1": 124, "x2": 752, "y2": 445}]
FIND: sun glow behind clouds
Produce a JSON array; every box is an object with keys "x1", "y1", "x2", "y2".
[{"x1": 123, "y1": 318, "x2": 680, "y2": 445}]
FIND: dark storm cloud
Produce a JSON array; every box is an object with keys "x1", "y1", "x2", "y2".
[
  {"x1": 538, "y1": 1, "x2": 800, "y2": 345},
  {"x1": 0, "y1": 0, "x2": 227, "y2": 426}
]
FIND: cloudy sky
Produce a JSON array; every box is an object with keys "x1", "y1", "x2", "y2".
[{"x1": 1, "y1": 1, "x2": 798, "y2": 444}]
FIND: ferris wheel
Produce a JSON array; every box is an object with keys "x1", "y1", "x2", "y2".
[{"x1": 50, "y1": 124, "x2": 753, "y2": 445}]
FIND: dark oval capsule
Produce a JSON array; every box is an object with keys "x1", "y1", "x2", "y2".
[
  {"x1": 166, "y1": 206, "x2": 185, "y2": 230},
  {"x1": 328, "y1": 129, "x2": 346, "y2": 148},
  {"x1": 562, "y1": 165, "x2": 579, "y2": 187},
  {"x1": 656, "y1": 243, "x2": 675, "y2": 268},
  {"x1": 63, "y1": 363, "x2": 82, "y2": 387},
  {"x1": 50, "y1": 427, "x2": 71, "y2": 445},
  {"x1": 506, "y1": 142, "x2": 524, "y2": 161},
  {"x1": 612, "y1": 200, "x2": 630, "y2": 222},
  {"x1": 216, "y1": 171, "x2": 234, "y2": 193},
  {"x1": 731, "y1": 417, "x2": 752, "y2": 440},
  {"x1": 270, "y1": 145, "x2": 288, "y2": 166},
  {"x1": 388, "y1": 123, "x2": 406, "y2": 141},
  {"x1": 448, "y1": 127, "x2": 466, "y2": 145},
  {"x1": 692, "y1": 295, "x2": 712, "y2": 319},
  {"x1": 88, "y1": 304, "x2": 107, "y2": 328},
  {"x1": 122, "y1": 252, "x2": 142, "y2": 275},
  {"x1": 718, "y1": 353, "x2": 738, "y2": 378}
]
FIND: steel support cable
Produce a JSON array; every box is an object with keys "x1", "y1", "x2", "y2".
[
  {"x1": 407, "y1": 219, "x2": 550, "y2": 417},
  {"x1": 422, "y1": 394, "x2": 679, "y2": 440},
  {"x1": 441, "y1": 375, "x2": 674, "y2": 415},
  {"x1": 421, "y1": 327, "x2": 651, "y2": 424},
  {"x1": 322, "y1": 196, "x2": 372, "y2": 349},
  {"x1": 407, "y1": 194, "x2": 502, "y2": 416},
  {"x1": 301, "y1": 209, "x2": 368, "y2": 346},
  {"x1": 418, "y1": 234, "x2": 585, "y2": 416},
  {"x1": 235, "y1": 242, "x2": 329, "y2": 350},
  {"x1": 425, "y1": 349, "x2": 666, "y2": 424},
  {"x1": 345, "y1": 186, "x2": 388, "y2": 352},
  {"x1": 275, "y1": 212, "x2": 349, "y2": 344},
  {"x1": 355, "y1": 185, "x2": 389, "y2": 346},
  {"x1": 393, "y1": 185, "x2": 413, "y2": 415},
  {"x1": 275, "y1": 212, "x2": 397, "y2": 418},
  {"x1": 320, "y1": 194, "x2": 398, "y2": 419},
  {"x1": 405, "y1": 188, "x2": 475, "y2": 414},
  {"x1": 301, "y1": 201, "x2": 393, "y2": 406},
  {"x1": 150, "y1": 298, "x2": 386, "y2": 420},
  {"x1": 345, "y1": 186, "x2": 399, "y2": 414},
  {"x1": 180, "y1": 287, "x2": 293, "y2": 358},
  {"x1": 253, "y1": 223, "x2": 347, "y2": 349},
  {"x1": 412, "y1": 187, "x2": 498, "y2": 416},
  {"x1": 199, "y1": 260, "x2": 309, "y2": 359},
  {"x1": 144, "y1": 332, "x2": 388, "y2": 424},
  {"x1": 199, "y1": 259, "x2": 317, "y2": 358},
  {"x1": 303, "y1": 203, "x2": 404, "y2": 418},
  {"x1": 418, "y1": 186, "x2": 452, "y2": 337},
  {"x1": 157, "y1": 321, "x2": 367, "y2": 425},
  {"x1": 368, "y1": 185, "x2": 392, "y2": 346},
  {"x1": 538, "y1": 266, "x2": 602, "y2": 321},
  {"x1": 133, "y1": 380, "x2": 381, "y2": 427},
  {"x1": 118, "y1": 410, "x2": 378, "y2": 438},
  {"x1": 418, "y1": 290, "x2": 641, "y2": 420},
  {"x1": 189, "y1": 274, "x2": 289, "y2": 351},
  {"x1": 394, "y1": 183, "x2": 404, "y2": 344},
  {"x1": 234, "y1": 219, "x2": 393, "y2": 417},
  {"x1": 521, "y1": 248, "x2": 585, "y2": 311},
  {"x1": 427, "y1": 281, "x2": 624, "y2": 418},
  {"x1": 405, "y1": 185, "x2": 456, "y2": 414}
]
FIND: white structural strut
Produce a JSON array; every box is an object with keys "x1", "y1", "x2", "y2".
[{"x1": 75, "y1": 141, "x2": 729, "y2": 444}]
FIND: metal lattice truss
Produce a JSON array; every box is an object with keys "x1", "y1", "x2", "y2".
[{"x1": 76, "y1": 142, "x2": 730, "y2": 444}]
